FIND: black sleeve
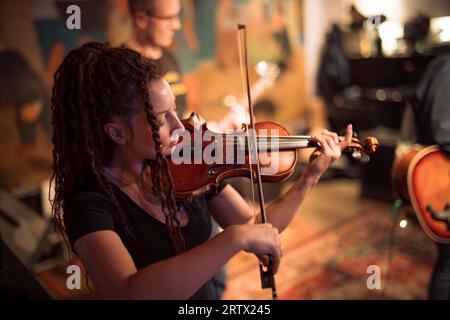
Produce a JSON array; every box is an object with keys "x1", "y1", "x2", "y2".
[
  {"x1": 414, "y1": 54, "x2": 450, "y2": 155},
  {"x1": 430, "y1": 60, "x2": 450, "y2": 155},
  {"x1": 64, "y1": 191, "x2": 117, "y2": 251}
]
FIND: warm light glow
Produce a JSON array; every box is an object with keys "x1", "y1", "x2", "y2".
[
  {"x1": 378, "y1": 21, "x2": 404, "y2": 56},
  {"x1": 399, "y1": 219, "x2": 408, "y2": 229},
  {"x1": 223, "y1": 95, "x2": 237, "y2": 107},
  {"x1": 376, "y1": 89, "x2": 387, "y2": 101},
  {"x1": 431, "y1": 16, "x2": 450, "y2": 43},
  {"x1": 350, "y1": 0, "x2": 404, "y2": 23},
  {"x1": 255, "y1": 61, "x2": 268, "y2": 77}
]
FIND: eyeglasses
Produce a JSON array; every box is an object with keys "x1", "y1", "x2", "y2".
[{"x1": 143, "y1": 10, "x2": 180, "y2": 23}]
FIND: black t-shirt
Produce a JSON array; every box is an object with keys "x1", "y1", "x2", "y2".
[{"x1": 64, "y1": 178, "x2": 225, "y2": 300}]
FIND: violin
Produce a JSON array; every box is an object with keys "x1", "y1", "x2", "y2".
[
  {"x1": 168, "y1": 24, "x2": 378, "y2": 300},
  {"x1": 168, "y1": 112, "x2": 379, "y2": 201}
]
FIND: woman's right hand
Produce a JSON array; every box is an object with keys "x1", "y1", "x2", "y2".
[{"x1": 227, "y1": 223, "x2": 282, "y2": 274}]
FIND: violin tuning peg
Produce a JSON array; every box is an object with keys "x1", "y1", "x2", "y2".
[
  {"x1": 364, "y1": 137, "x2": 379, "y2": 155},
  {"x1": 351, "y1": 149, "x2": 362, "y2": 160}
]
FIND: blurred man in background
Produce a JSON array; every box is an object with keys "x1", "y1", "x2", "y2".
[{"x1": 399, "y1": 51, "x2": 450, "y2": 300}]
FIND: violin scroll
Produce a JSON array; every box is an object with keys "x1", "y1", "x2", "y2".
[{"x1": 347, "y1": 136, "x2": 379, "y2": 163}]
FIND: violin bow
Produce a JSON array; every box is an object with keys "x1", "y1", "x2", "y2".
[{"x1": 237, "y1": 24, "x2": 278, "y2": 300}]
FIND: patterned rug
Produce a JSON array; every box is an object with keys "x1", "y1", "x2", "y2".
[{"x1": 222, "y1": 203, "x2": 437, "y2": 300}]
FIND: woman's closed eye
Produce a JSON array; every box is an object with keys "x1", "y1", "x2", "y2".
[
  {"x1": 157, "y1": 108, "x2": 178, "y2": 126},
  {"x1": 157, "y1": 113, "x2": 167, "y2": 126}
]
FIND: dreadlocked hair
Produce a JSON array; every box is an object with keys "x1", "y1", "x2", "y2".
[{"x1": 50, "y1": 42, "x2": 185, "y2": 254}]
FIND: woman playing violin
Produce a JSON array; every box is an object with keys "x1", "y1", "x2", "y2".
[{"x1": 51, "y1": 42, "x2": 353, "y2": 299}]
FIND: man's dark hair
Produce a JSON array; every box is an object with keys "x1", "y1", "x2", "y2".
[
  {"x1": 128, "y1": 0, "x2": 156, "y2": 15},
  {"x1": 254, "y1": 99, "x2": 276, "y2": 117}
]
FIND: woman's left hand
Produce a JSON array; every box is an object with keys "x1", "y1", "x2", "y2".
[{"x1": 306, "y1": 124, "x2": 353, "y2": 179}]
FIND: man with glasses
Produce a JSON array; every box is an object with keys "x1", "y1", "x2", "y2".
[{"x1": 126, "y1": 0, "x2": 188, "y2": 118}]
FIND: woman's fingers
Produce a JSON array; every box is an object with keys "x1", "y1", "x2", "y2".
[
  {"x1": 307, "y1": 126, "x2": 351, "y2": 177},
  {"x1": 271, "y1": 251, "x2": 281, "y2": 274},
  {"x1": 322, "y1": 129, "x2": 339, "y2": 145},
  {"x1": 242, "y1": 223, "x2": 282, "y2": 274},
  {"x1": 312, "y1": 134, "x2": 338, "y2": 158},
  {"x1": 340, "y1": 124, "x2": 353, "y2": 151},
  {"x1": 265, "y1": 225, "x2": 281, "y2": 274},
  {"x1": 315, "y1": 126, "x2": 353, "y2": 155}
]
